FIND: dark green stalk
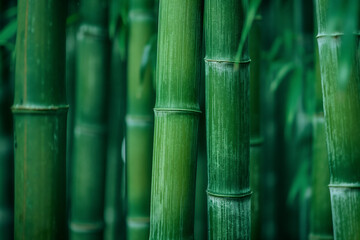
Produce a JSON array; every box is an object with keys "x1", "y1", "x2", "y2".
[
  {"x1": 149, "y1": 0, "x2": 203, "y2": 239},
  {"x1": 249, "y1": 15, "x2": 262, "y2": 240},
  {"x1": 66, "y1": 0, "x2": 79, "y2": 209},
  {"x1": 13, "y1": 1, "x2": 68, "y2": 239},
  {"x1": 104, "y1": 42, "x2": 126, "y2": 240},
  {"x1": 205, "y1": 0, "x2": 250, "y2": 239},
  {"x1": 315, "y1": 0, "x2": 360, "y2": 239},
  {"x1": 126, "y1": 0, "x2": 156, "y2": 239},
  {"x1": 194, "y1": 44, "x2": 208, "y2": 240},
  {"x1": 0, "y1": 2, "x2": 14, "y2": 239},
  {"x1": 104, "y1": 1, "x2": 127, "y2": 239},
  {"x1": 70, "y1": 0, "x2": 110, "y2": 239}
]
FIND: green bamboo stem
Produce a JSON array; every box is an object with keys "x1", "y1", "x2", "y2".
[
  {"x1": 249, "y1": 15, "x2": 262, "y2": 240},
  {"x1": 104, "y1": 1, "x2": 127, "y2": 239},
  {"x1": 126, "y1": 1, "x2": 156, "y2": 238},
  {"x1": 205, "y1": 0, "x2": 250, "y2": 239},
  {"x1": 309, "y1": 36, "x2": 333, "y2": 240},
  {"x1": 309, "y1": 116, "x2": 333, "y2": 240},
  {"x1": 13, "y1": 1, "x2": 68, "y2": 239},
  {"x1": 149, "y1": 0, "x2": 203, "y2": 239},
  {"x1": 66, "y1": 0, "x2": 79, "y2": 207},
  {"x1": 315, "y1": 1, "x2": 360, "y2": 239},
  {"x1": 194, "y1": 49, "x2": 208, "y2": 240},
  {"x1": 70, "y1": 0, "x2": 110, "y2": 239},
  {"x1": 0, "y1": 3, "x2": 14, "y2": 239}
]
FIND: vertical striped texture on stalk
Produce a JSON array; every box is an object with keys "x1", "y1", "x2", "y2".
[
  {"x1": 205, "y1": 0, "x2": 250, "y2": 239},
  {"x1": 70, "y1": 0, "x2": 109, "y2": 239},
  {"x1": 315, "y1": 0, "x2": 360, "y2": 239},
  {"x1": 126, "y1": 0, "x2": 156, "y2": 238},
  {"x1": 249, "y1": 15, "x2": 262, "y2": 240},
  {"x1": 0, "y1": 2, "x2": 14, "y2": 239},
  {"x1": 13, "y1": 1, "x2": 68, "y2": 239},
  {"x1": 309, "y1": 40, "x2": 333, "y2": 240},
  {"x1": 149, "y1": 0, "x2": 203, "y2": 239}
]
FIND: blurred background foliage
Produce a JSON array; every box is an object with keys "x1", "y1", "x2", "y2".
[{"x1": 0, "y1": 0, "x2": 359, "y2": 239}]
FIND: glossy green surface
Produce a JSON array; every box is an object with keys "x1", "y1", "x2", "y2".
[
  {"x1": 13, "y1": 1, "x2": 68, "y2": 239},
  {"x1": 315, "y1": 0, "x2": 360, "y2": 239},
  {"x1": 149, "y1": 1, "x2": 202, "y2": 238},
  {"x1": 126, "y1": 0, "x2": 156, "y2": 238},
  {"x1": 205, "y1": 0, "x2": 250, "y2": 239},
  {"x1": 70, "y1": 1, "x2": 110, "y2": 239}
]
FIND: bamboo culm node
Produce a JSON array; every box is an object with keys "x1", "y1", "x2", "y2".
[
  {"x1": 315, "y1": 0, "x2": 360, "y2": 239},
  {"x1": 13, "y1": 1, "x2": 68, "y2": 239},
  {"x1": 205, "y1": 0, "x2": 251, "y2": 239},
  {"x1": 149, "y1": 0, "x2": 203, "y2": 239},
  {"x1": 70, "y1": 0, "x2": 110, "y2": 239}
]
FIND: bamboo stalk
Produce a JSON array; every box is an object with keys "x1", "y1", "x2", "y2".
[
  {"x1": 70, "y1": 0, "x2": 110, "y2": 239},
  {"x1": 309, "y1": 36, "x2": 333, "y2": 240},
  {"x1": 126, "y1": 0, "x2": 156, "y2": 238},
  {"x1": 104, "y1": 1, "x2": 127, "y2": 239},
  {"x1": 315, "y1": 0, "x2": 360, "y2": 239},
  {"x1": 13, "y1": 1, "x2": 68, "y2": 239},
  {"x1": 149, "y1": 0, "x2": 203, "y2": 239},
  {"x1": 205, "y1": 0, "x2": 250, "y2": 239},
  {"x1": 0, "y1": 2, "x2": 14, "y2": 239},
  {"x1": 66, "y1": 0, "x2": 79, "y2": 208},
  {"x1": 309, "y1": 116, "x2": 333, "y2": 240},
  {"x1": 249, "y1": 15, "x2": 262, "y2": 240}
]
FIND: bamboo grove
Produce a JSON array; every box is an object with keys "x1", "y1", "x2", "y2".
[{"x1": 1, "y1": 0, "x2": 360, "y2": 239}]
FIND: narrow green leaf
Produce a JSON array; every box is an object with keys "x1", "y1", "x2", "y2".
[
  {"x1": 270, "y1": 62, "x2": 295, "y2": 92},
  {"x1": 0, "y1": 19, "x2": 17, "y2": 44},
  {"x1": 140, "y1": 35, "x2": 157, "y2": 84},
  {"x1": 235, "y1": 0, "x2": 261, "y2": 62}
]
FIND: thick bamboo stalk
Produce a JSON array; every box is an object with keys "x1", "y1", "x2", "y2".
[
  {"x1": 249, "y1": 15, "x2": 262, "y2": 240},
  {"x1": 149, "y1": 0, "x2": 203, "y2": 239},
  {"x1": 13, "y1": 1, "x2": 68, "y2": 239},
  {"x1": 0, "y1": 3, "x2": 14, "y2": 239},
  {"x1": 126, "y1": 0, "x2": 156, "y2": 238},
  {"x1": 309, "y1": 37, "x2": 333, "y2": 240},
  {"x1": 70, "y1": 0, "x2": 110, "y2": 239},
  {"x1": 315, "y1": 0, "x2": 360, "y2": 239},
  {"x1": 205, "y1": 0, "x2": 250, "y2": 239},
  {"x1": 309, "y1": 116, "x2": 333, "y2": 240},
  {"x1": 104, "y1": 1, "x2": 127, "y2": 239}
]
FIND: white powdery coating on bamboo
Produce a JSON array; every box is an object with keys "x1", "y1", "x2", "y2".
[
  {"x1": 330, "y1": 188, "x2": 360, "y2": 240},
  {"x1": 208, "y1": 196, "x2": 251, "y2": 240}
]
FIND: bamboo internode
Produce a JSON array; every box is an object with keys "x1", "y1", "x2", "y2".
[
  {"x1": 315, "y1": 0, "x2": 360, "y2": 239},
  {"x1": 126, "y1": 0, "x2": 156, "y2": 238},
  {"x1": 70, "y1": 0, "x2": 110, "y2": 239},
  {"x1": 13, "y1": 1, "x2": 68, "y2": 239},
  {"x1": 205, "y1": 0, "x2": 251, "y2": 239},
  {"x1": 149, "y1": 0, "x2": 203, "y2": 239}
]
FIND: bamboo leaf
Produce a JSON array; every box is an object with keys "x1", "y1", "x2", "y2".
[
  {"x1": 235, "y1": 0, "x2": 262, "y2": 62},
  {"x1": 66, "y1": 13, "x2": 81, "y2": 26},
  {"x1": 270, "y1": 62, "x2": 295, "y2": 92},
  {"x1": 263, "y1": 37, "x2": 283, "y2": 61},
  {"x1": 0, "y1": 19, "x2": 17, "y2": 45},
  {"x1": 3, "y1": 6, "x2": 17, "y2": 20},
  {"x1": 140, "y1": 35, "x2": 157, "y2": 85},
  {"x1": 287, "y1": 160, "x2": 309, "y2": 205}
]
